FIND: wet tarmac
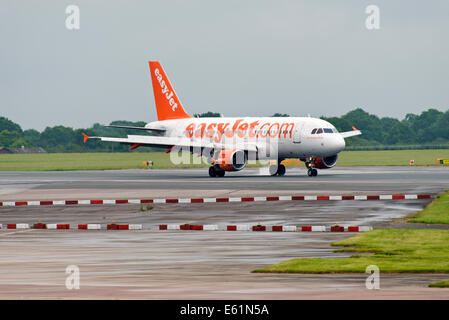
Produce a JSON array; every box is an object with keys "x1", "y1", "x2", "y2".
[{"x1": 0, "y1": 167, "x2": 448, "y2": 299}]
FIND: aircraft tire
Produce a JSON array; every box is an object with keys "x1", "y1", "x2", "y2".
[
  {"x1": 269, "y1": 165, "x2": 278, "y2": 176},
  {"x1": 209, "y1": 166, "x2": 217, "y2": 177},
  {"x1": 277, "y1": 164, "x2": 286, "y2": 176}
]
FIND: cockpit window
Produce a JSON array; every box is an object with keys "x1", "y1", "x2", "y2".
[
  {"x1": 316, "y1": 128, "x2": 323, "y2": 134},
  {"x1": 311, "y1": 128, "x2": 317, "y2": 134},
  {"x1": 324, "y1": 128, "x2": 333, "y2": 133}
]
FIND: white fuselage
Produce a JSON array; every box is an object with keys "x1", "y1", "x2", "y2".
[{"x1": 145, "y1": 117, "x2": 346, "y2": 159}]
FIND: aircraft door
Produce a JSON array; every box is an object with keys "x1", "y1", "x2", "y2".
[{"x1": 293, "y1": 123, "x2": 303, "y2": 144}]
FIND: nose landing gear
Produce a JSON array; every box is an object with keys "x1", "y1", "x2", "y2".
[{"x1": 305, "y1": 157, "x2": 318, "y2": 177}]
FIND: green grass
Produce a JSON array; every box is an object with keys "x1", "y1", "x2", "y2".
[
  {"x1": 408, "y1": 191, "x2": 449, "y2": 224},
  {"x1": 1, "y1": 149, "x2": 449, "y2": 171},
  {"x1": 428, "y1": 280, "x2": 449, "y2": 288},
  {"x1": 0, "y1": 152, "x2": 267, "y2": 171},
  {"x1": 253, "y1": 229, "x2": 449, "y2": 274},
  {"x1": 337, "y1": 149, "x2": 449, "y2": 166},
  {"x1": 0, "y1": 152, "x2": 208, "y2": 171}
]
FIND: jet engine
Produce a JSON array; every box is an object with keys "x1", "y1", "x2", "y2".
[
  {"x1": 313, "y1": 154, "x2": 338, "y2": 169},
  {"x1": 213, "y1": 149, "x2": 247, "y2": 171}
]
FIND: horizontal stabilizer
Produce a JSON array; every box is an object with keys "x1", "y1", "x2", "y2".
[
  {"x1": 82, "y1": 133, "x2": 100, "y2": 143},
  {"x1": 105, "y1": 125, "x2": 165, "y2": 133}
]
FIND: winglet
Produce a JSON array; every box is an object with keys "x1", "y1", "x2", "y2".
[
  {"x1": 352, "y1": 126, "x2": 358, "y2": 131},
  {"x1": 82, "y1": 133, "x2": 89, "y2": 143}
]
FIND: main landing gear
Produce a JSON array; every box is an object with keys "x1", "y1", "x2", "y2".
[
  {"x1": 209, "y1": 165, "x2": 225, "y2": 177},
  {"x1": 269, "y1": 163, "x2": 286, "y2": 176}
]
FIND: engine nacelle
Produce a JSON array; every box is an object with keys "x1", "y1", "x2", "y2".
[
  {"x1": 314, "y1": 154, "x2": 338, "y2": 169},
  {"x1": 213, "y1": 149, "x2": 247, "y2": 171}
]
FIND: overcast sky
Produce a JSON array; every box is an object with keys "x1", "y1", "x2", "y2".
[{"x1": 1, "y1": 1, "x2": 448, "y2": 131}]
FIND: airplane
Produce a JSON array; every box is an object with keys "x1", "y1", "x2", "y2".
[{"x1": 82, "y1": 61, "x2": 361, "y2": 177}]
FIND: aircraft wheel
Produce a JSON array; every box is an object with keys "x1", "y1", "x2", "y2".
[
  {"x1": 269, "y1": 165, "x2": 278, "y2": 176},
  {"x1": 307, "y1": 168, "x2": 313, "y2": 176},
  {"x1": 217, "y1": 170, "x2": 225, "y2": 177},
  {"x1": 311, "y1": 168, "x2": 318, "y2": 176},
  {"x1": 277, "y1": 164, "x2": 286, "y2": 176},
  {"x1": 209, "y1": 166, "x2": 217, "y2": 177}
]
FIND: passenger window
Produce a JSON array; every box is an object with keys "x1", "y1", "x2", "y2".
[
  {"x1": 324, "y1": 128, "x2": 333, "y2": 133},
  {"x1": 316, "y1": 128, "x2": 323, "y2": 134},
  {"x1": 311, "y1": 128, "x2": 317, "y2": 134}
]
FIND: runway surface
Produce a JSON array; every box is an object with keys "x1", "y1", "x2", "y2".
[
  {"x1": 1, "y1": 166, "x2": 448, "y2": 201},
  {"x1": 0, "y1": 166, "x2": 449, "y2": 299}
]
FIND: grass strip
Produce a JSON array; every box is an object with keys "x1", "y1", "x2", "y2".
[
  {"x1": 0, "y1": 152, "x2": 264, "y2": 171},
  {"x1": 428, "y1": 280, "x2": 449, "y2": 288},
  {"x1": 1, "y1": 149, "x2": 449, "y2": 171},
  {"x1": 253, "y1": 228, "x2": 449, "y2": 274},
  {"x1": 408, "y1": 190, "x2": 449, "y2": 224}
]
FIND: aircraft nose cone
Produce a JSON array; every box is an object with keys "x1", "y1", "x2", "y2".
[{"x1": 330, "y1": 135, "x2": 345, "y2": 153}]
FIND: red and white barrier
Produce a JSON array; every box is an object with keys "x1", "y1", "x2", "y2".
[
  {"x1": 105, "y1": 223, "x2": 144, "y2": 230},
  {"x1": 1, "y1": 222, "x2": 374, "y2": 232},
  {"x1": 301, "y1": 226, "x2": 327, "y2": 232},
  {"x1": 226, "y1": 225, "x2": 251, "y2": 231},
  {"x1": 107, "y1": 224, "x2": 129, "y2": 230},
  {"x1": 78, "y1": 224, "x2": 101, "y2": 230},
  {"x1": 0, "y1": 194, "x2": 432, "y2": 208},
  {"x1": 346, "y1": 226, "x2": 373, "y2": 232},
  {"x1": 203, "y1": 224, "x2": 219, "y2": 231},
  {"x1": 160, "y1": 224, "x2": 218, "y2": 231},
  {"x1": 1, "y1": 223, "x2": 144, "y2": 230},
  {"x1": 252, "y1": 225, "x2": 266, "y2": 231},
  {"x1": 272, "y1": 226, "x2": 297, "y2": 232},
  {"x1": 330, "y1": 226, "x2": 345, "y2": 232},
  {"x1": 156, "y1": 224, "x2": 372, "y2": 232},
  {"x1": 6, "y1": 223, "x2": 30, "y2": 229},
  {"x1": 46, "y1": 224, "x2": 70, "y2": 230}
]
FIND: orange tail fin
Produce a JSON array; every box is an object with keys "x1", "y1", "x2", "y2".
[{"x1": 148, "y1": 61, "x2": 191, "y2": 121}]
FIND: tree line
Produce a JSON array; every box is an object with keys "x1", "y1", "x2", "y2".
[
  {"x1": 1, "y1": 108, "x2": 448, "y2": 153},
  {"x1": 321, "y1": 108, "x2": 449, "y2": 148},
  {"x1": 0, "y1": 119, "x2": 153, "y2": 153}
]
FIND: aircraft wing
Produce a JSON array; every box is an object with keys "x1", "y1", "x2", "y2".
[
  {"x1": 82, "y1": 133, "x2": 259, "y2": 152},
  {"x1": 340, "y1": 126, "x2": 362, "y2": 139}
]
